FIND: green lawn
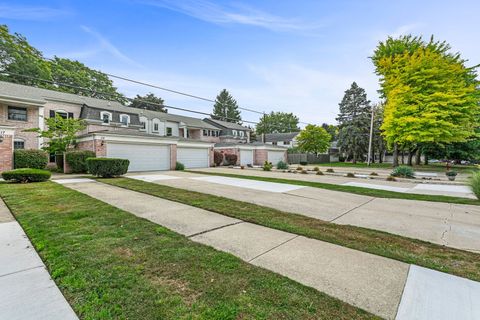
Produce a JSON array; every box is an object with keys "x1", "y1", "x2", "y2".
[
  {"x1": 100, "y1": 177, "x2": 480, "y2": 282},
  {"x1": 188, "y1": 170, "x2": 480, "y2": 206},
  {"x1": 0, "y1": 181, "x2": 375, "y2": 320},
  {"x1": 313, "y1": 162, "x2": 479, "y2": 173}
]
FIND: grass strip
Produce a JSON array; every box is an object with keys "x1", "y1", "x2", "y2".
[
  {"x1": 187, "y1": 170, "x2": 480, "y2": 206},
  {"x1": 312, "y1": 162, "x2": 479, "y2": 173},
  {"x1": 0, "y1": 181, "x2": 375, "y2": 320},
  {"x1": 100, "y1": 177, "x2": 480, "y2": 282}
]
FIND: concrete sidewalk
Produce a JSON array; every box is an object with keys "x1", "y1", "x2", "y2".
[
  {"x1": 60, "y1": 179, "x2": 480, "y2": 320},
  {"x1": 131, "y1": 172, "x2": 480, "y2": 253},
  {"x1": 0, "y1": 199, "x2": 78, "y2": 320}
]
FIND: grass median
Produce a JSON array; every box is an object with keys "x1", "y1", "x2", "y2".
[
  {"x1": 312, "y1": 162, "x2": 479, "y2": 173},
  {"x1": 100, "y1": 177, "x2": 480, "y2": 282},
  {"x1": 187, "y1": 170, "x2": 480, "y2": 206},
  {"x1": 0, "y1": 181, "x2": 375, "y2": 320}
]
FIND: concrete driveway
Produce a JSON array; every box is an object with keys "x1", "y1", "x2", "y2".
[{"x1": 127, "y1": 171, "x2": 480, "y2": 253}]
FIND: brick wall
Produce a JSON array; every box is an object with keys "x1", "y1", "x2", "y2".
[
  {"x1": 0, "y1": 135, "x2": 13, "y2": 172},
  {"x1": 170, "y1": 144, "x2": 177, "y2": 170},
  {"x1": 0, "y1": 104, "x2": 39, "y2": 149},
  {"x1": 254, "y1": 149, "x2": 268, "y2": 165},
  {"x1": 209, "y1": 147, "x2": 214, "y2": 167},
  {"x1": 76, "y1": 139, "x2": 106, "y2": 157}
]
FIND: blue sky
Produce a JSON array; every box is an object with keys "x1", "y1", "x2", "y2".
[{"x1": 1, "y1": 0, "x2": 479, "y2": 125}]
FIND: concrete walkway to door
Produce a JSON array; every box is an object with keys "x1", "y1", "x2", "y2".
[
  {"x1": 0, "y1": 199, "x2": 78, "y2": 320},
  {"x1": 57, "y1": 178, "x2": 480, "y2": 320}
]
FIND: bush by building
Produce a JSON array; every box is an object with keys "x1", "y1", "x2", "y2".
[
  {"x1": 86, "y1": 158, "x2": 129, "y2": 178},
  {"x1": 13, "y1": 149, "x2": 48, "y2": 169},
  {"x1": 65, "y1": 150, "x2": 96, "y2": 173},
  {"x1": 2, "y1": 168, "x2": 51, "y2": 183}
]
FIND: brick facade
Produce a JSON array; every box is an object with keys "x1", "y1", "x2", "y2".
[
  {"x1": 170, "y1": 144, "x2": 177, "y2": 170},
  {"x1": 0, "y1": 135, "x2": 13, "y2": 172},
  {"x1": 254, "y1": 149, "x2": 268, "y2": 165},
  {"x1": 76, "y1": 139, "x2": 106, "y2": 157},
  {"x1": 0, "y1": 104, "x2": 39, "y2": 149}
]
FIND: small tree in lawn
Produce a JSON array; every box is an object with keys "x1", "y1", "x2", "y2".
[
  {"x1": 296, "y1": 125, "x2": 331, "y2": 155},
  {"x1": 26, "y1": 114, "x2": 86, "y2": 165}
]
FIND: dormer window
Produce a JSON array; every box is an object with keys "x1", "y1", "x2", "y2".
[
  {"x1": 100, "y1": 111, "x2": 112, "y2": 125},
  {"x1": 232, "y1": 130, "x2": 238, "y2": 136},
  {"x1": 239, "y1": 131, "x2": 244, "y2": 137},
  {"x1": 120, "y1": 114, "x2": 130, "y2": 127}
]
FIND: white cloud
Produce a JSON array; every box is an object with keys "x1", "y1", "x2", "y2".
[
  {"x1": 0, "y1": 3, "x2": 69, "y2": 20},
  {"x1": 139, "y1": 0, "x2": 321, "y2": 32}
]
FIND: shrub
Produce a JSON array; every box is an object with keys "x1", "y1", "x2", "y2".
[
  {"x1": 386, "y1": 175, "x2": 396, "y2": 182},
  {"x1": 391, "y1": 165, "x2": 414, "y2": 178},
  {"x1": 214, "y1": 151, "x2": 223, "y2": 166},
  {"x1": 301, "y1": 170, "x2": 308, "y2": 174},
  {"x1": 370, "y1": 172, "x2": 378, "y2": 176},
  {"x1": 224, "y1": 153, "x2": 238, "y2": 166},
  {"x1": 313, "y1": 167, "x2": 320, "y2": 171},
  {"x1": 14, "y1": 149, "x2": 48, "y2": 169},
  {"x1": 346, "y1": 172, "x2": 355, "y2": 178},
  {"x1": 276, "y1": 161, "x2": 289, "y2": 170},
  {"x1": 175, "y1": 162, "x2": 185, "y2": 171},
  {"x1": 326, "y1": 168, "x2": 334, "y2": 173},
  {"x1": 300, "y1": 161, "x2": 308, "y2": 166},
  {"x1": 262, "y1": 161, "x2": 273, "y2": 171},
  {"x1": 445, "y1": 171, "x2": 457, "y2": 177},
  {"x1": 470, "y1": 172, "x2": 480, "y2": 199},
  {"x1": 316, "y1": 170, "x2": 324, "y2": 175},
  {"x1": 86, "y1": 158, "x2": 129, "y2": 178},
  {"x1": 296, "y1": 166, "x2": 303, "y2": 171},
  {"x1": 2, "y1": 168, "x2": 51, "y2": 183},
  {"x1": 65, "y1": 150, "x2": 96, "y2": 173},
  {"x1": 46, "y1": 163, "x2": 60, "y2": 172}
]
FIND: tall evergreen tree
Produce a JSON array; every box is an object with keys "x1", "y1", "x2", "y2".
[
  {"x1": 336, "y1": 82, "x2": 372, "y2": 163},
  {"x1": 212, "y1": 89, "x2": 242, "y2": 123}
]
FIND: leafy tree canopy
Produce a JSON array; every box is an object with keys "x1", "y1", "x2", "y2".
[
  {"x1": 128, "y1": 93, "x2": 166, "y2": 112},
  {"x1": 296, "y1": 124, "x2": 331, "y2": 155},
  {"x1": 321, "y1": 123, "x2": 338, "y2": 142},
  {"x1": 25, "y1": 114, "x2": 86, "y2": 154},
  {"x1": 256, "y1": 111, "x2": 300, "y2": 134},
  {"x1": 372, "y1": 35, "x2": 480, "y2": 148},
  {"x1": 0, "y1": 25, "x2": 127, "y2": 104},
  {"x1": 212, "y1": 89, "x2": 242, "y2": 123}
]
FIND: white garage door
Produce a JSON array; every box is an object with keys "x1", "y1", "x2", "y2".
[
  {"x1": 107, "y1": 143, "x2": 170, "y2": 172},
  {"x1": 177, "y1": 147, "x2": 209, "y2": 168},
  {"x1": 240, "y1": 150, "x2": 254, "y2": 166},
  {"x1": 268, "y1": 151, "x2": 285, "y2": 165}
]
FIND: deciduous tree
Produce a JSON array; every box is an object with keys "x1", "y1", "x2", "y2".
[
  {"x1": 128, "y1": 93, "x2": 165, "y2": 112},
  {"x1": 256, "y1": 112, "x2": 300, "y2": 134},
  {"x1": 296, "y1": 125, "x2": 331, "y2": 155}
]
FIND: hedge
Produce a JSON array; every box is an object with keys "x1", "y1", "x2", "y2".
[
  {"x1": 14, "y1": 149, "x2": 48, "y2": 169},
  {"x1": 86, "y1": 158, "x2": 130, "y2": 178},
  {"x1": 66, "y1": 150, "x2": 96, "y2": 173},
  {"x1": 175, "y1": 162, "x2": 185, "y2": 171},
  {"x1": 2, "y1": 168, "x2": 51, "y2": 183}
]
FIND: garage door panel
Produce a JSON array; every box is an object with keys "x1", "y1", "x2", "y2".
[
  {"x1": 177, "y1": 147, "x2": 209, "y2": 168},
  {"x1": 268, "y1": 151, "x2": 285, "y2": 165},
  {"x1": 107, "y1": 143, "x2": 170, "y2": 172},
  {"x1": 240, "y1": 150, "x2": 254, "y2": 166}
]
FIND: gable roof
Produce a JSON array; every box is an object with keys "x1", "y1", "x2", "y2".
[
  {"x1": 204, "y1": 118, "x2": 251, "y2": 131},
  {"x1": 264, "y1": 132, "x2": 299, "y2": 142}
]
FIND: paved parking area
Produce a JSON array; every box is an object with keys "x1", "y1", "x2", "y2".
[{"x1": 127, "y1": 172, "x2": 480, "y2": 252}]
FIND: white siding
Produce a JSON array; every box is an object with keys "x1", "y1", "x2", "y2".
[
  {"x1": 165, "y1": 121, "x2": 179, "y2": 136},
  {"x1": 177, "y1": 147, "x2": 209, "y2": 168},
  {"x1": 107, "y1": 143, "x2": 170, "y2": 172}
]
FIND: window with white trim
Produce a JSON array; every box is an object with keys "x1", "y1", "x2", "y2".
[
  {"x1": 166, "y1": 127, "x2": 173, "y2": 136},
  {"x1": 139, "y1": 116, "x2": 147, "y2": 131},
  {"x1": 239, "y1": 131, "x2": 244, "y2": 137},
  {"x1": 153, "y1": 123, "x2": 159, "y2": 132},
  {"x1": 203, "y1": 129, "x2": 208, "y2": 136},
  {"x1": 232, "y1": 130, "x2": 238, "y2": 136},
  {"x1": 8, "y1": 106, "x2": 27, "y2": 121},
  {"x1": 100, "y1": 111, "x2": 112, "y2": 124},
  {"x1": 120, "y1": 114, "x2": 130, "y2": 126}
]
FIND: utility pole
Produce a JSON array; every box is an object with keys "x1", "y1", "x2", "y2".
[
  {"x1": 262, "y1": 112, "x2": 266, "y2": 143},
  {"x1": 367, "y1": 106, "x2": 375, "y2": 166}
]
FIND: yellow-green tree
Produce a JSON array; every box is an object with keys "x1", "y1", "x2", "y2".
[
  {"x1": 296, "y1": 125, "x2": 331, "y2": 155},
  {"x1": 372, "y1": 36, "x2": 480, "y2": 166}
]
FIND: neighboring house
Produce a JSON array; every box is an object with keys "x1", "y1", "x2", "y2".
[
  {"x1": 203, "y1": 118, "x2": 251, "y2": 143},
  {"x1": 264, "y1": 132, "x2": 299, "y2": 148},
  {"x1": 0, "y1": 81, "x2": 215, "y2": 172},
  {"x1": 214, "y1": 142, "x2": 287, "y2": 166}
]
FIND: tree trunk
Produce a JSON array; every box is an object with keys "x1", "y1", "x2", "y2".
[
  {"x1": 379, "y1": 150, "x2": 384, "y2": 163},
  {"x1": 424, "y1": 153, "x2": 429, "y2": 165},
  {"x1": 415, "y1": 149, "x2": 421, "y2": 165},
  {"x1": 401, "y1": 150, "x2": 405, "y2": 164},
  {"x1": 352, "y1": 150, "x2": 357, "y2": 164},
  {"x1": 393, "y1": 143, "x2": 399, "y2": 167},
  {"x1": 407, "y1": 148, "x2": 417, "y2": 166}
]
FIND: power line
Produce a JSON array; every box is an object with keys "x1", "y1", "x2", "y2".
[{"x1": 1, "y1": 71, "x2": 302, "y2": 131}]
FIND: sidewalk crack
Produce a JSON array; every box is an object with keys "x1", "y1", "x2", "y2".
[
  {"x1": 0, "y1": 265, "x2": 44, "y2": 279},
  {"x1": 188, "y1": 221, "x2": 244, "y2": 238},
  {"x1": 248, "y1": 235, "x2": 299, "y2": 263},
  {"x1": 330, "y1": 197, "x2": 376, "y2": 222}
]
